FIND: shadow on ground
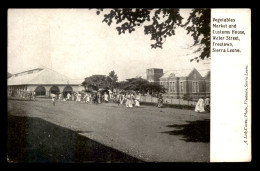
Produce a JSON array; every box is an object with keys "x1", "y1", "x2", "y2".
[
  {"x1": 8, "y1": 97, "x2": 35, "y2": 101},
  {"x1": 162, "y1": 119, "x2": 210, "y2": 143},
  {"x1": 7, "y1": 114, "x2": 143, "y2": 163}
]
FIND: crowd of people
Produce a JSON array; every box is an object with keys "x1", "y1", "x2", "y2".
[
  {"x1": 8, "y1": 88, "x2": 210, "y2": 112},
  {"x1": 8, "y1": 89, "x2": 36, "y2": 101},
  {"x1": 117, "y1": 92, "x2": 140, "y2": 108},
  {"x1": 50, "y1": 90, "x2": 142, "y2": 108}
]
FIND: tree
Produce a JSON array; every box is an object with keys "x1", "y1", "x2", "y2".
[
  {"x1": 184, "y1": 8, "x2": 210, "y2": 61},
  {"x1": 82, "y1": 75, "x2": 109, "y2": 91},
  {"x1": 118, "y1": 77, "x2": 165, "y2": 94},
  {"x1": 96, "y1": 8, "x2": 210, "y2": 61},
  {"x1": 147, "y1": 82, "x2": 166, "y2": 94},
  {"x1": 82, "y1": 70, "x2": 119, "y2": 91},
  {"x1": 107, "y1": 70, "x2": 118, "y2": 91}
]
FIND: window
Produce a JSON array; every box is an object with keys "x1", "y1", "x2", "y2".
[
  {"x1": 166, "y1": 82, "x2": 169, "y2": 90},
  {"x1": 192, "y1": 82, "x2": 199, "y2": 93},
  {"x1": 169, "y1": 82, "x2": 175, "y2": 92},
  {"x1": 180, "y1": 82, "x2": 183, "y2": 92}
]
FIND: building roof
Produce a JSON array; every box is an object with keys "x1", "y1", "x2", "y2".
[
  {"x1": 8, "y1": 67, "x2": 82, "y2": 86},
  {"x1": 147, "y1": 68, "x2": 163, "y2": 70},
  {"x1": 199, "y1": 70, "x2": 210, "y2": 77},
  {"x1": 159, "y1": 68, "x2": 210, "y2": 80},
  {"x1": 160, "y1": 69, "x2": 195, "y2": 79}
]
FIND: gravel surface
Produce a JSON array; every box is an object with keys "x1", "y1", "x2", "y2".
[{"x1": 8, "y1": 98, "x2": 210, "y2": 162}]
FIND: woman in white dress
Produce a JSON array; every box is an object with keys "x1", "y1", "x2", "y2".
[
  {"x1": 135, "y1": 93, "x2": 140, "y2": 107},
  {"x1": 66, "y1": 93, "x2": 71, "y2": 101},
  {"x1": 195, "y1": 97, "x2": 205, "y2": 112},
  {"x1": 51, "y1": 93, "x2": 57, "y2": 106},
  {"x1": 104, "y1": 93, "x2": 109, "y2": 103},
  {"x1": 125, "y1": 93, "x2": 130, "y2": 107},
  {"x1": 86, "y1": 93, "x2": 90, "y2": 103},
  {"x1": 76, "y1": 93, "x2": 81, "y2": 102},
  {"x1": 129, "y1": 93, "x2": 134, "y2": 107},
  {"x1": 59, "y1": 93, "x2": 62, "y2": 100},
  {"x1": 120, "y1": 93, "x2": 125, "y2": 105}
]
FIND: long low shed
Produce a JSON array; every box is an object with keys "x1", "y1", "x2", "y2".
[{"x1": 8, "y1": 67, "x2": 84, "y2": 97}]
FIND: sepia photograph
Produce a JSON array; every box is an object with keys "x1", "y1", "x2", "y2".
[{"x1": 7, "y1": 8, "x2": 212, "y2": 162}]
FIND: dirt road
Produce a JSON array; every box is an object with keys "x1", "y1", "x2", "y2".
[{"x1": 8, "y1": 98, "x2": 210, "y2": 162}]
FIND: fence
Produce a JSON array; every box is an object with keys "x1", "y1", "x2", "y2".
[{"x1": 140, "y1": 95, "x2": 197, "y2": 106}]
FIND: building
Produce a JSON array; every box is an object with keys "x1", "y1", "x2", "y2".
[
  {"x1": 7, "y1": 67, "x2": 84, "y2": 97},
  {"x1": 146, "y1": 68, "x2": 164, "y2": 84},
  {"x1": 203, "y1": 70, "x2": 210, "y2": 95},
  {"x1": 157, "y1": 68, "x2": 210, "y2": 100}
]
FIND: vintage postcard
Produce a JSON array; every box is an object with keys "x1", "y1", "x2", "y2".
[{"x1": 7, "y1": 8, "x2": 251, "y2": 162}]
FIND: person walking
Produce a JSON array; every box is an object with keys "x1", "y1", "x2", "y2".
[
  {"x1": 125, "y1": 93, "x2": 132, "y2": 108},
  {"x1": 104, "y1": 93, "x2": 109, "y2": 103},
  {"x1": 72, "y1": 92, "x2": 75, "y2": 101},
  {"x1": 33, "y1": 91, "x2": 36, "y2": 101},
  {"x1": 117, "y1": 94, "x2": 121, "y2": 105},
  {"x1": 51, "y1": 93, "x2": 57, "y2": 106},
  {"x1": 59, "y1": 93, "x2": 62, "y2": 100},
  {"x1": 129, "y1": 93, "x2": 134, "y2": 107},
  {"x1": 195, "y1": 97, "x2": 205, "y2": 113},
  {"x1": 135, "y1": 93, "x2": 140, "y2": 107},
  {"x1": 97, "y1": 92, "x2": 102, "y2": 104},
  {"x1": 66, "y1": 93, "x2": 71, "y2": 101},
  {"x1": 89, "y1": 93, "x2": 93, "y2": 104},
  {"x1": 76, "y1": 92, "x2": 81, "y2": 103},
  {"x1": 86, "y1": 93, "x2": 90, "y2": 103},
  {"x1": 93, "y1": 92, "x2": 98, "y2": 104},
  {"x1": 120, "y1": 93, "x2": 125, "y2": 105},
  {"x1": 157, "y1": 94, "x2": 163, "y2": 108},
  {"x1": 204, "y1": 97, "x2": 210, "y2": 112}
]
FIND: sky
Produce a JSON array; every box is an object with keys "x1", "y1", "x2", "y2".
[{"x1": 8, "y1": 9, "x2": 210, "y2": 81}]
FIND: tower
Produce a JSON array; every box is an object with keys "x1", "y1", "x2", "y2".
[{"x1": 146, "y1": 68, "x2": 164, "y2": 84}]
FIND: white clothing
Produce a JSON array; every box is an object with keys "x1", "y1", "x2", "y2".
[
  {"x1": 204, "y1": 98, "x2": 210, "y2": 106},
  {"x1": 104, "y1": 94, "x2": 109, "y2": 102},
  {"x1": 125, "y1": 95, "x2": 131, "y2": 107},
  {"x1": 120, "y1": 95, "x2": 125, "y2": 104},
  {"x1": 76, "y1": 94, "x2": 81, "y2": 102},
  {"x1": 195, "y1": 98, "x2": 205, "y2": 112},
  {"x1": 67, "y1": 93, "x2": 71, "y2": 100},
  {"x1": 135, "y1": 99, "x2": 140, "y2": 107}
]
